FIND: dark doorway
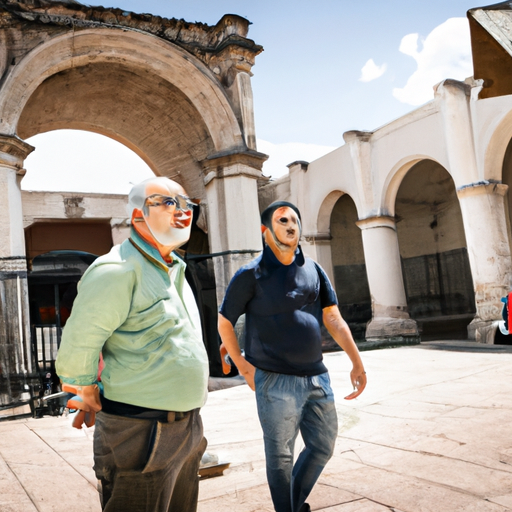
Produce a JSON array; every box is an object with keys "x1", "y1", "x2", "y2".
[
  {"x1": 330, "y1": 194, "x2": 372, "y2": 341},
  {"x1": 395, "y1": 160, "x2": 476, "y2": 339}
]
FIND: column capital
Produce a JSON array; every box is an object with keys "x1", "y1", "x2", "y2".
[
  {"x1": 457, "y1": 180, "x2": 508, "y2": 199},
  {"x1": 201, "y1": 148, "x2": 268, "y2": 186},
  {"x1": 434, "y1": 79, "x2": 471, "y2": 100},
  {"x1": 343, "y1": 130, "x2": 373, "y2": 144},
  {"x1": 0, "y1": 135, "x2": 34, "y2": 169},
  {"x1": 356, "y1": 215, "x2": 396, "y2": 231},
  {"x1": 287, "y1": 160, "x2": 309, "y2": 173}
]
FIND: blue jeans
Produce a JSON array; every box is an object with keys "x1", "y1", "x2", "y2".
[{"x1": 255, "y1": 369, "x2": 338, "y2": 512}]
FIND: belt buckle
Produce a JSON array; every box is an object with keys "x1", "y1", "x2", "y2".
[{"x1": 166, "y1": 410, "x2": 192, "y2": 423}]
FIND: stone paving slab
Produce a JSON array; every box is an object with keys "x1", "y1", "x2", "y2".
[
  {"x1": 0, "y1": 418, "x2": 99, "y2": 512},
  {"x1": 1, "y1": 341, "x2": 512, "y2": 512}
]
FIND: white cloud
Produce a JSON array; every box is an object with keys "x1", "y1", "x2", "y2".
[
  {"x1": 359, "y1": 58, "x2": 387, "y2": 82},
  {"x1": 22, "y1": 130, "x2": 154, "y2": 194},
  {"x1": 257, "y1": 139, "x2": 336, "y2": 180},
  {"x1": 393, "y1": 17, "x2": 473, "y2": 106}
]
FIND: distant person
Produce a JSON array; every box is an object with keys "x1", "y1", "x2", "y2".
[
  {"x1": 56, "y1": 177, "x2": 209, "y2": 512},
  {"x1": 218, "y1": 201, "x2": 367, "y2": 512}
]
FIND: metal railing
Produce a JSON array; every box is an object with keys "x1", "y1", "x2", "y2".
[{"x1": 31, "y1": 324, "x2": 61, "y2": 373}]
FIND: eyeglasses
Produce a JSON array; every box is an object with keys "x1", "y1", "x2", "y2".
[{"x1": 144, "y1": 194, "x2": 196, "y2": 212}]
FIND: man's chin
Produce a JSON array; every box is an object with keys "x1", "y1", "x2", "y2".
[{"x1": 275, "y1": 242, "x2": 298, "y2": 251}]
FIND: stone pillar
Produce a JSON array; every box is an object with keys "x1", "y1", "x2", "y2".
[
  {"x1": 457, "y1": 182, "x2": 512, "y2": 342},
  {"x1": 435, "y1": 79, "x2": 512, "y2": 342},
  {"x1": 357, "y1": 216, "x2": 419, "y2": 342},
  {"x1": 434, "y1": 79, "x2": 480, "y2": 185},
  {"x1": 201, "y1": 150, "x2": 267, "y2": 304},
  {"x1": 0, "y1": 135, "x2": 34, "y2": 405},
  {"x1": 208, "y1": 16, "x2": 263, "y2": 151}
]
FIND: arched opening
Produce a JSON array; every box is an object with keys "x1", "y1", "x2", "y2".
[
  {"x1": 22, "y1": 130, "x2": 154, "y2": 194},
  {"x1": 502, "y1": 137, "x2": 512, "y2": 250},
  {"x1": 20, "y1": 128, "x2": 223, "y2": 380},
  {"x1": 14, "y1": 48, "x2": 231, "y2": 376},
  {"x1": 0, "y1": 12, "x2": 257, "y2": 411},
  {"x1": 17, "y1": 61, "x2": 215, "y2": 199},
  {"x1": 395, "y1": 160, "x2": 475, "y2": 339},
  {"x1": 330, "y1": 194, "x2": 371, "y2": 341}
]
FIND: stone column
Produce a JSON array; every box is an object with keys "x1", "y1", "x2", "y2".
[
  {"x1": 208, "y1": 16, "x2": 263, "y2": 152},
  {"x1": 435, "y1": 79, "x2": 512, "y2": 342},
  {"x1": 0, "y1": 135, "x2": 34, "y2": 405},
  {"x1": 356, "y1": 216, "x2": 419, "y2": 342},
  {"x1": 201, "y1": 149, "x2": 267, "y2": 304},
  {"x1": 457, "y1": 182, "x2": 512, "y2": 342}
]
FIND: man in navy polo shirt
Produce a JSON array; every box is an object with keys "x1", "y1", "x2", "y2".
[{"x1": 218, "y1": 201, "x2": 367, "y2": 512}]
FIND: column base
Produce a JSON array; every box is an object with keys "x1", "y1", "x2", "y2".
[
  {"x1": 365, "y1": 317, "x2": 420, "y2": 344},
  {"x1": 467, "y1": 317, "x2": 499, "y2": 344}
]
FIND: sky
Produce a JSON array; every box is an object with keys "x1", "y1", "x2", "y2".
[{"x1": 21, "y1": 0, "x2": 481, "y2": 193}]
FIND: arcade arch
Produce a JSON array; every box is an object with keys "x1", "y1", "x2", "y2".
[
  {"x1": 0, "y1": 6, "x2": 266, "y2": 406},
  {"x1": 395, "y1": 159, "x2": 475, "y2": 339},
  {"x1": 329, "y1": 193, "x2": 371, "y2": 341}
]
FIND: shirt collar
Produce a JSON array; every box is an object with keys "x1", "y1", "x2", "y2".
[
  {"x1": 129, "y1": 227, "x2": 186, "y2": 273},
  {"x1": 262, "y1": 243, "x2": 305, "y2": 267}
]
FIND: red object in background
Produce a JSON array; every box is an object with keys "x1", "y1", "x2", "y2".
[
  {"x1": 508, "y1": 292, "x2": 512, "y2": 334},
  {"x1": 39, "y1": 306, "x2": 56, "y2": 323},
  {"x1": 98, "y1": 353, "x2": 104, "y2": 381}
]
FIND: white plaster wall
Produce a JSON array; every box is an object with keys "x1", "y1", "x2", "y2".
[
  {"x1": 285, "y1": 91, "x2": 512, "y2": 234},
  {"x1": 21, "y1": 191, "x2": 129, "y2": 228},
  {"x1": 475, "y1": 94, "x2": 512, "y2": 180}
]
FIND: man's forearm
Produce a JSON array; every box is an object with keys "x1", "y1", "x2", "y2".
[
  {"x1": 323, "y1": 305, "x2": 364, "y2": 369},
  {"x1": 218, "y1": 313, "x2": 256, "y2": 390},
  {"x1": 218, "y1": 314, "x2": 243, "y2": 364}
]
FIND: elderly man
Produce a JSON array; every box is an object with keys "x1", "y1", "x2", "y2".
[
  {"x1": 218, "y1": 201, "x2": 367, "y2": 512},
  {"x1": 56, "y1": 177, "x2": 209, "y2": 512}
]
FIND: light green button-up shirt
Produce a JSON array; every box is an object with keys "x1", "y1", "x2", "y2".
[{"x1": 55, "y1": 229, "x2": 209, "y2": 412}]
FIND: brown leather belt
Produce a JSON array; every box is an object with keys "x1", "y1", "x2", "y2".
[{"x1": 167, "y1": 410, "x2": 192, "y2": 423}]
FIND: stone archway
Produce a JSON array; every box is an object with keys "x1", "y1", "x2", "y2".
[
  {"x1": 0, "y1": 1, "x2": 267, "y2": 406},
  {"x1": 395, "y1": 159, "x2": 476, "y2": 339}
]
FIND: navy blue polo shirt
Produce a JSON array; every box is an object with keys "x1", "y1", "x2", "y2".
[{"x1": 220, "y1": 245, "x2": 338, "y2": 376}]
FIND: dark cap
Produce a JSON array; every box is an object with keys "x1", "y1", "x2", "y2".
[{"x1": 261, "y1": 201, "x2": 302, "y2": 228}]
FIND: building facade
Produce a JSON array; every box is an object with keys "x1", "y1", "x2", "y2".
[{"x1": 2, "y1": 1, "x2": 512, "y2": 411}]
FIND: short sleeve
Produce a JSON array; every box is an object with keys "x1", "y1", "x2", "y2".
[
  {"x1": 219, "y1": 267, "x2": 256, "y2": 326},
  {"x1": 314, "y1": 262, "x2": 338, "y2": 308}
]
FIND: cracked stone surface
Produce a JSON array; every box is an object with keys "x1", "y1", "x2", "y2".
[{"x1": 1, "y1": 340, "x2": 512, "y2": 511}]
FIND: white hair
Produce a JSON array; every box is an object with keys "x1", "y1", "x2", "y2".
[{"x1": 126, "y1": 177, "x2": 181, "y2": 217}]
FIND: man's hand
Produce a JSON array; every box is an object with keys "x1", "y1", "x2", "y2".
[
  {"x1": 218, "y1": 314, "x2": 257, "y2": 391},
  {"x1": 322, "y1": 305, "x2": 367, "y2": 400},
  {"x1": 344, "y1": 367, "x2": 367, "y2": 400},
  {"x1": 236, "y1": 357, "x2": 256, "y2": 391},
  {"x1": 62, "y1": 383, "x2": 102, "y2": 429},
  {"x1": 219, "y1": 341, "x2": 256, "y2": 390}
]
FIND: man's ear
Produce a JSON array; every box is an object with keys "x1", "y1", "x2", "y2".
[
  {"x1": 261, "y1": 225, "x2": 267, "y2": 234},
  {"x1": 131, "y1": 208, "x2": 144, "y2": 224}
]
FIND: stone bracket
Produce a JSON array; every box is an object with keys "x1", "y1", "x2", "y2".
[
  {"x1": 0, "y1": 134, "x2": 34, "y2": 168},
  {"x1": 201, "y1": 148, "x2": 268, "y2": 186}
]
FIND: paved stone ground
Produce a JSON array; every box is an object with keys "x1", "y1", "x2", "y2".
[{"x1": 1, "y1": 340, "x2": 512, "y2": 512}]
